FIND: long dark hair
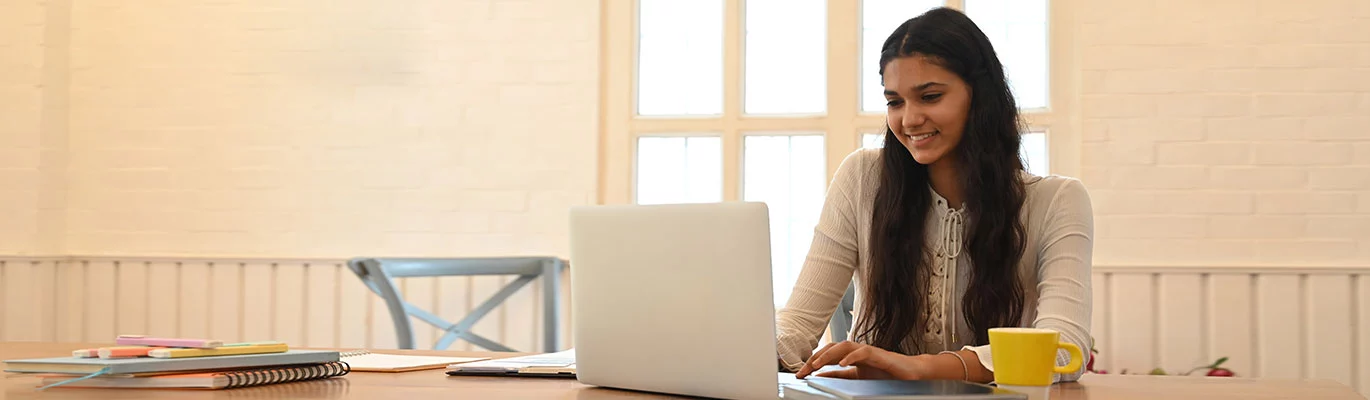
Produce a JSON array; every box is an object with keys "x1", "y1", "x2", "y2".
[{"x1": 856, "y1": 7, "x2": 1028, "y2": 353}]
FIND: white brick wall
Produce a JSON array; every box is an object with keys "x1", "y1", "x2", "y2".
[
  {"x1": 1083, "y1": 0, "x2": 1370, "y2": 265},
  {"x1": 54, "y1": 0, "x2": 599, "y2": 257},
  {"x1": 7, "y1": 0, "x2": 1366, "y2": 267},
  {"x1": 0, "y1": 1, "x2": 41, "y2": 254},
  {"x1": 0, "y1": 0, "x2": 66, "y2": 255}
]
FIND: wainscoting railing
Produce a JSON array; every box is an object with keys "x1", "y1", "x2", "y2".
[
  {"x1": 0, "y1": 256, "x2": 571, "y2": 353},
  {"x1": 1092, "y1": 265, "x2": 1369, "y2": 394}
]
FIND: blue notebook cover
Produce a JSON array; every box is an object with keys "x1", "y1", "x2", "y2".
[
  {"x1": 3, "y1": 350, "x2": 340, "y2": 375},
  {"x1": 804, "y1": 378, "x2": 1027, "y2": 400}
]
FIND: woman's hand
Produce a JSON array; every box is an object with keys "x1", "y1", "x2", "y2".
[{"x1": 795, "y1": 341, "x2": 930, "y2": 380}]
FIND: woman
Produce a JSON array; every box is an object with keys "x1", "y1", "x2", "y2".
[{"x1": 777, "y1": 7, "x2": 1092, "y2": 384}]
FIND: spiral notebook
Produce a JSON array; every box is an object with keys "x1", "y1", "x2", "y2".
[
  {"x1": 338, "y1": 350, "x2": 489, "y2": 372},
  {"x1": 36, "y1": 362, "x2": 350, "y2": 390}
]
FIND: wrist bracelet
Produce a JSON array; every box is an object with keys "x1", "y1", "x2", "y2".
[{"x1": 938, "y1": 350, "x2": 969, "y2": 381}]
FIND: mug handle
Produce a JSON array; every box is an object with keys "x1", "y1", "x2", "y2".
[{"x1": 1054, "y1": 342, "x2": 1084, "y2": 374}]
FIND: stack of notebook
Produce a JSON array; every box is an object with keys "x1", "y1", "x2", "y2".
[{"x1": 3, "y1": 335, "x2": 348, "y2": 390}]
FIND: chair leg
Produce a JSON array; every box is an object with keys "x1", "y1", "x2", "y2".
[
  {"x1": 434, "y1": 331, "x2": 462, "y2": 350},
  {"x1": 542, "y1": 260, "x2": 562, "y2": 353},
  {"x1": 435, "y1": 275, "x2": 535, "y2": 352},
  {"x1": 359, "y1": 259, "x2": 415, "y2": 350},
  {"x1": 462, "y1": 332, "x2": 516, "y2": 353}
]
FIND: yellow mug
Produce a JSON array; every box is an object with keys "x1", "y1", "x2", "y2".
[{"x1": 988, "y1": 327, "x2": 1083, "y2": 386}]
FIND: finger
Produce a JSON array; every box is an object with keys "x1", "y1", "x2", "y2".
[
  {"x1": 807, "y1": 342, "x2": 854, "y2": 370},
  {"x1": 799, "y1": 342, "x2": 856, "y2": 378},
  {"x1": 839, "y1": 347, "x2": 899, "y2": 380},
  {"x1": 838, "y1": 346, "x2": 889, "y2": 371},
  {"x1": 842, "y1": 347, "x2": 919, "y2": 380},
  {"x1": 808, "y1": 342, "x2": 839, "y2": 365},
  {"x1": 796, "y1": 342, "x2": 839, "y2": 377},
  {"x1": 814, "y1": 367, "x2": 861, "y2": 379}
]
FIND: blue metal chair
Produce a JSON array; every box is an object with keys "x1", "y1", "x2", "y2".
[
  {"x1": 828, "y1": 282, "x2": 857, "y2": 342},
  {"x1": 346, "y1": 257, "x2": 566, "y2": 352}
]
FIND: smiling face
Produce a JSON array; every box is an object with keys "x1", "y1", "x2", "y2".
[{"x1": 882, "y1": 55, "x2": 972, "y2": 168}]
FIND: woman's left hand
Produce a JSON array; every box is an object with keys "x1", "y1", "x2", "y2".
[{"x1": 795, "y1": 341, "x2": 930, "y2": 380}]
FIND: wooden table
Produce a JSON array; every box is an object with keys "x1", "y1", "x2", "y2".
[{"x1": 1, "y1": 342, "x2": 1363, "y2": 399}]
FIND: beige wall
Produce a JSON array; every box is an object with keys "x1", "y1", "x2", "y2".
[
  {"x1": 1078, "y1": 0, "x2": 1370, "y2": 266},
  {"x1": 0, "y1": 0, "x2": 67, "y2": 255},
  {"x1": 52, "y1": 1, "x2": 599, "y2": 257},
  {"x1": 0, "y1": 1, "x2": 42, "y2": 253},
  {"x1": 6, "y1": 0, "x2": 1369, "y2": 264}
]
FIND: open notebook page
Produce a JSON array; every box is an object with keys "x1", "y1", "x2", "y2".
[{"x1": 341, "y1": 351, "x2": 489, "y2": 372}]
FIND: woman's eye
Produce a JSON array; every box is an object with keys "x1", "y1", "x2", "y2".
[
  {"x1": 921, "y1": 93, "x2": 943, "y2": 102},
  {"x1": 886, "y1": 99, "x2": 903, "y2": 107}
]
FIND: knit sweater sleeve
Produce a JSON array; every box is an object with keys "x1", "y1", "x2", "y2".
[
  {"x1": 962, "y1": 177, "x2": 1095, "y2": 383},
  {"x1": 775, "y1": 150, "x2": 869, "y2": 372}
]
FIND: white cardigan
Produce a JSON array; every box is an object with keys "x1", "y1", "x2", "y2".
[{"x1": 775, "y1": 148, "x2": 1094, "y2": 383}]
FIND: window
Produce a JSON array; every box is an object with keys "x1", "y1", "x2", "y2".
[
  {"x1": 742, "y1": 134, "x2": 826, "y2": 306},
  {"x1": 964, "y1": 0, "x2": 1049, "y2": 110},
  {"x1": 861, "y1": 132, "x2": 885, "y2": 150},
  {"x1": 602, "y1": 0, "x2": 1065, "y2": 308},
  {"x1": 636, "y1": 0, "x2": 723, "y2": 116},
  {"x1": 1021, "y1": 131, "x2": 1049, "y2": 176},
  {"x1": 636, "y1": 136, "x2": 723, "y2": 204},
  {"x1": 744, "y1": 0, "x2": 827, "y2": 115}
]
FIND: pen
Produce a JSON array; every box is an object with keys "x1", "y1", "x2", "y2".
[
  {"x1": 73, "y1": 346, "x2": 155, "y2": 358},
  {"x1": 100, "y1": 346, "x2": 164, "y2": 359},
  {"x1": 73, "y1": 348, "x2": 98, "y2": 358},
  {"x1": 116, "y1": 335, "x2": 224, "y2": 348},
  {"x1": 222, "y1": 341, "x2": 285, "y2": 347},
  {"x1": 147, "y1": 343, "x2": 289, "y2": 359}
]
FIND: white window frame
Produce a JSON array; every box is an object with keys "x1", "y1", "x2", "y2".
[{"x1": 598, "y1": 0, "x2": 1080, "y2": 205}]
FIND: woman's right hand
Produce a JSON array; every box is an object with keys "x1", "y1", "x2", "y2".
[{"x1": 795, "y1": 341, "x2": 930, "y2": 380}]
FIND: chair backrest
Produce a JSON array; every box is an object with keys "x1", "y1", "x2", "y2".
[
  {"x1": 346, "y1": 257, "x2": 565, "y2": 352},
  {"x1": 351, "y1": 257, "x2": 551, "y2": 278}
]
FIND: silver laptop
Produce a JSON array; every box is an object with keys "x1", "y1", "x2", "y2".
[{"x1": 569, "y1": 202, "x2": 782, "y2": 400}]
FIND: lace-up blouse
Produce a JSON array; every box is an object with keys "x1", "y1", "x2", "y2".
[{"x1": 775, "y1": 149, "x2": 1094, "y2": 383}]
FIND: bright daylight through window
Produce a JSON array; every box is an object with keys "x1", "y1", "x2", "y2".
[{"x1": 611, "y1": 0, "x2": 1053, "y2": 307}]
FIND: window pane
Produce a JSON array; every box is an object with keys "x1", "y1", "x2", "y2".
[
  {"x1": 861, "y1": 0, "x2": 943, "y2": 113},
  {"x1": 861, "y1": 132, "x2": 885, "y2": 149},
  {"x1": 638, "y1": 0, "x2": 724, "y2": 116},
  {"x1": 745, "y1": 0, "x2": 826, "y2": 115},
  {"x1": 1020, "y1": 131, "x2": 1048, "y2": 176},
  {"x1": 636, "y1": 136, "x2": 723, "y2": 204},
  {"x1": 742, "y1": 134, "x2": 826, "y2": 307},
  {"x1": 965, "y1": 0, "x2": 1048, "y2": 110}
]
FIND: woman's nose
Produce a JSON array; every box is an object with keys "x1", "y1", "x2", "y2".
[{"x1": 901, "y1": 106, "x2": 926, "y2": 131}]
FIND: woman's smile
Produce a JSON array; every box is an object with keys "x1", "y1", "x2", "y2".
[{"x1": 905, "y1": 130, "x2": 940, "y2": 146}]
